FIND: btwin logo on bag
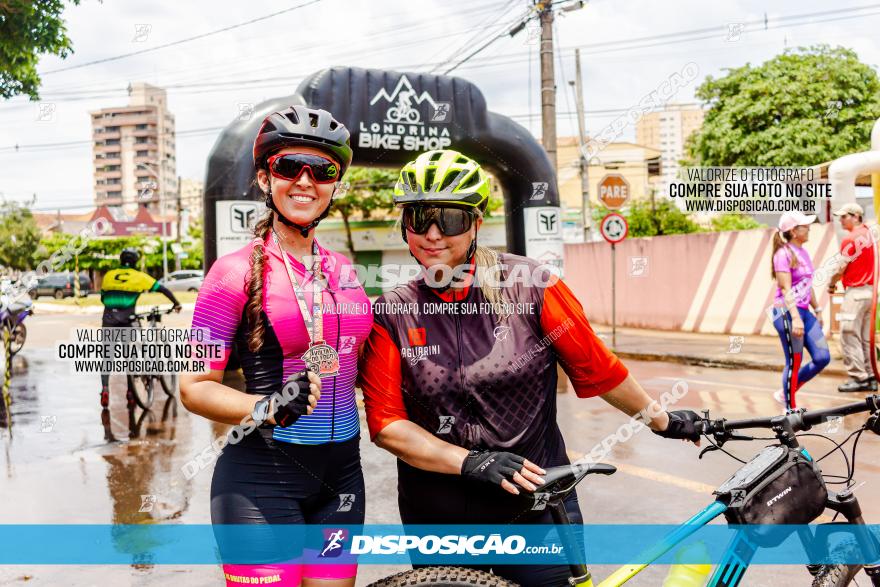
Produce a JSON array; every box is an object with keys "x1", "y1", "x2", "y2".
[{"x1": 766, "y1": 486, "x2": 793, "y2": 507}]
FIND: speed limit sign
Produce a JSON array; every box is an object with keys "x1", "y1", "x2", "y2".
[{"x1": 600, "y1": 213, "x2": 628, "y2": 244}]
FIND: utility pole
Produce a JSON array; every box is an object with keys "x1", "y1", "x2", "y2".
[
  {"x1": 160, "y1": 185, "x2": 168, "y2": 280},
  {"x1": 572, "y1": 48, "x2": 592, "y2": 242},
  {"x1": 175, "y1": 175, "x2": 183, "y2": 271},
  {"x1": 539, "y1": 0, "x2": 557, "y2": 170},
  {"x1": 176, "y1": 176, "x2": 183, "y2": 243}
]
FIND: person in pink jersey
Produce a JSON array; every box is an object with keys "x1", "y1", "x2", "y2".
[
  {"x1": 769, "y1": 211, "x2": 830, "y2": 412},
  {"x1": 180, "y1": 106, "x2": 373, "y2": 587}
]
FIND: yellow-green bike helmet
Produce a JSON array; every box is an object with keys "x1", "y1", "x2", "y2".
[{"x1": 393, "y1": 149, "x2": 490, "y2": 212}]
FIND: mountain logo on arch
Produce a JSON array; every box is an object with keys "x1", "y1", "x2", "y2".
[{"x1": 370, "y1": 75, "x2": 439, "y2": 125}]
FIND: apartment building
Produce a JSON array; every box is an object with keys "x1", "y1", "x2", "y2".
[
  {"x1": 90, "y1": 83, "x2": 176, "y2": 215},
  {"x1": 556, "y1": 136, "x2": 661, "y2": 242},
  {"x1": 635, "y1": 103, "x2": 704, "y2": 193},
  {"x1": 557, "y1": 136, "x2": 661, "y2": 207}
]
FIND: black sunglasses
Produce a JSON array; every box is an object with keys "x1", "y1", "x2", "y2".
[
  {"x1": 267, "y1": 153, "x2": 340, "y2": 184},
  {"x1": 402, "y1": 206, "x2": 476, "y2": 237}
]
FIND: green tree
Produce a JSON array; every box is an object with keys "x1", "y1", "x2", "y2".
[
  {"x1": 710, "y1": 213, "x2": 763, "y2": 232},
  {"x1": 332, "y1": 167, "x2": 397, "y2": 255},
  {"x1": 0, "y1": 1, "x2": 81, "y2": 99},
  {"x1": 593, "y1": 199, "x2": 699, "y2": 237},
  {"x1": 687, "y1": 45, "x2": 880, "y2": 167},
  {"x1": 0, "y1": 200, "x2": 41, "y2": 269},
  {"x1": 35, "y1": 235, "x2": 154, "y2": 272},
  {"x1": 187, "y1": 216, "x2": 203, "y2": 240}
]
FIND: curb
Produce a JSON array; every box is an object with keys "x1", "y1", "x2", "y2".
[{"x1": 613, "y1": 349, "x2": 849, "y2": 377}]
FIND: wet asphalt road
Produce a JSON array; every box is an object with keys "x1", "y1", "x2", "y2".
[{"x1": 1, "y1": 310, "x2": 878, "y2": 586}]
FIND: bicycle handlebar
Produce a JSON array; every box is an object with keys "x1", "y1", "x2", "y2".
[
  {"x1": 699, "y1": 395, "x2": 880, "y2": 437},
  {"x1": 132, "y1": 305, "x2": 177, "y2": 320}
]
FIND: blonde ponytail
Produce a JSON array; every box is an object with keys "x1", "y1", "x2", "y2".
[{"x1": 473, "y1": 245, "x2": 510, "y2": 322}]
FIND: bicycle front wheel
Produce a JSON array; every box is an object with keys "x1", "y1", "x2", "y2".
[
  {"x1": 811, "y1": 564, "x2": 863, "y2": 587},
  {"x1": 811, "y1": 538, "x2": 866, "y2": 587},
  {"x1": 368, "y1": 567, "x2": 517, "y2": 587},
  {"x1": 128, "y1": 375, "x2": 155, "y2": 410}
]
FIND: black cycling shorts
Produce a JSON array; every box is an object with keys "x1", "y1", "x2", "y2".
[
  {"x1": 101, "y1": 308, "x2": 136, "y2": 327},
  {"x1": 210, "y1": 432, "x2": 365, "y2": 565}
]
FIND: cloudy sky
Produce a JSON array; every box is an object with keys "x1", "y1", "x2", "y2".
[{"x1": 0, "y1": 0, "x2": 878, "y2": 212}]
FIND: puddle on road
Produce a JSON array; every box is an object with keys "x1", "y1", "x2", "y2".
[
  {"x1": 0, "y1": 345, "x2": 225, "y2": 584},
  {"x1": 0, "y1": 348, "x2": 211, "y2": 526}
]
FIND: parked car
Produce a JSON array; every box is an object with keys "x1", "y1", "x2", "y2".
[
  {"x1": 160, "y1": 270, "x2": 204, "y2": 292},
  {"x1": 29, "y1": 273, "x2": 92, "y2": 300}
]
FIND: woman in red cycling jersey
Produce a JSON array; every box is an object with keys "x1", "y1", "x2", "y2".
[
  {"x1": 358, "y1": 149, "x2": 700, "y2": 587},
  {"x1": 180, "y1": 106, "x2": 373, "y2": 587}
]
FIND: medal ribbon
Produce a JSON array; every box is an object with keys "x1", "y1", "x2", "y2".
[{"x1": 271, "y1": 231, "x2": 325, "y2": 344}]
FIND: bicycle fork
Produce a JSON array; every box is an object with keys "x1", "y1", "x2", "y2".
[{"x1": 823, "y1": 491, "x2": 880, "y2": 586}]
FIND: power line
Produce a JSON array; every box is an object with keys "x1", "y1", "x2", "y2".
[
  {"x1": 5, "y1": 104, "x2": 673, "y2": 154},
  {"x1": 441, "y1": 4, "x2": 534, "y2": 74},
  {"x1": 3, "y1": 6, "x2": 877, "y2": 155},
  {"x1": 582, "y1": 2, "x2": 880, "y2": 50},
  {"x1": 39, "y1": 0, "x2": 322, "y2": 75},
  {"x1": 1, "y1": 16, "x2": 507, "y2": 114},
  {"x1": 34, "y1": 0, "x2": 508, "y2": 95},
  {"x1": 16, "y1": 2, "x2": 878, "y2": 108},
  {"x1": 553, "y1": 20, "x2": 577, "y2": 139},
  {"x1": 428, "y1": 0, "x2": 521, "y2": 73},
  {"x1": 0, "y1": 126, "x2": 226, "y2": 153}
]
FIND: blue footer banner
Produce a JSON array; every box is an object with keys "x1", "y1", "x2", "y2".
[{"x1": 0, "y1": 524, "x2": 878, "y2": 565}]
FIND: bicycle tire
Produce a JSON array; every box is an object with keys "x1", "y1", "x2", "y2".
[
  {"x1": 10, "y1": 322, "x2": 25, "y2": 356},
  {"x1": 159, "y1": 372, "x2": 177, "y2": 398},
  {"x1": 128, "y1": 374, "x2": 155, "y2": 410},
  {"x1": 811, "y1": 564, "x2": 862, "y2": 587},
  {"x1": 811, "y1": 538, "x2": 865, "y2": 587},
  {"x1": 367, "y1": 567, "x2": 518, "y2": 587}
]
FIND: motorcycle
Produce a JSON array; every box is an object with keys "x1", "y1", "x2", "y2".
[{"x1": 0, "y1": 291, "x2": 33, "y2": 356}]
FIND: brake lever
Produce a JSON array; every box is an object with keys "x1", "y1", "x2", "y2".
[
  {"x1": 867, "y1": 413, "x2": 880, "y2": 436},
  {"x1": 698, "y1": 444, "x2": 719, "y2": 459},
  {"x1": 699, "y1": 430, "x2": 755, "y2": 459}
]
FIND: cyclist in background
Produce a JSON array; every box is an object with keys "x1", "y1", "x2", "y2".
[
  {"x1": 358, "y1": 149, "x2": 701, "y2": 587},
  {"x1": 180, "y1": 106, "x2": 372, "y2": 587},
  {"x1": 100, "y1": 248, "x2": 181, "y2": 408}
]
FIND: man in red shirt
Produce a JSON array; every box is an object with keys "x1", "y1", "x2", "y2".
[{"x1": 828, "y1": 203, "x2": 877, "y2": 392}]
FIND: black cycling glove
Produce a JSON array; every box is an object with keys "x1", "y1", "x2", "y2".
[
  {"x1": 652, "y1": 410, "x2": 702, "y2": 441},
  {"x1": 273, "y1": 369, "x2": 313, "y2": 428},
  {"x1": 460, "y1": 450, "x2": 526, "y2": 487}
]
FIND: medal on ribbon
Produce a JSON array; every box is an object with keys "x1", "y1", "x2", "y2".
[
  {"x1": 272, "y1": 231, "x2": 340, "y2": 378},
  {"x1": 301, "y1": 341, "x2": 340, "y2": 377}
]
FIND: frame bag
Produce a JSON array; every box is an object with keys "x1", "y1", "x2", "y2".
[{"x1": 713, "y1": 445, "x2": 827, "y2": 546}]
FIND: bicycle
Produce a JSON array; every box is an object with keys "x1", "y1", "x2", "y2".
[
  {"x1": 0, "y1": 296, "x2": 32, "y2": 356},
  {"x1": 371, "y1": 396, "x2": 880, "y2": 587},
  {"x1": 126, "y1": 306, "x2": 178, "y2": 411}
]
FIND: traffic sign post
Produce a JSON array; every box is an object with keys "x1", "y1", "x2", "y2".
[
  {"x1": 598, "y1": 174, "x2": 631, "y2": 210},
  {"x1": 600, "y1": 213, "x2": 629, "y2": 349}
]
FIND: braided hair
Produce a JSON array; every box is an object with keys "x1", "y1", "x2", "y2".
[{"x1": 245, "y1": 210, "x2": 274, "y2": 352}]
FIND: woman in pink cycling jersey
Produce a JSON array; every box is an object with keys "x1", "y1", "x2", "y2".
[
  {"x1": 770, "y1": 211, "x2": 830, "y2": 411},
  {"x1": 180, "y1": 106, "x2": 373, "y2": 587}
]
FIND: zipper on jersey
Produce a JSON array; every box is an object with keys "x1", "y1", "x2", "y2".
[
  {"x1": 453, "y1": 292, "x2": 468, "y2": 419},
  {"x1": 327, "y1": 288, "x2": 341, "y2": 441}
]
